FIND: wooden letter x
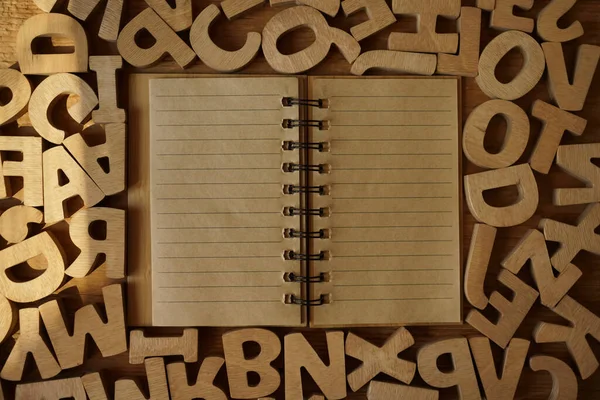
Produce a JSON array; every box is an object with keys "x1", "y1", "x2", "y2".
[{"x1": 346, "y1": 327, "x2": 416, "y2": 392}]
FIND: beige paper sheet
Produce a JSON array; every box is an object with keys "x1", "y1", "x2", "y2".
[
  {"x1": 149, "y1": 77, "x2": 304, "y2": 326},
  {"x1": 309, "y1": 77, "x2": 462, "y2": 326}
]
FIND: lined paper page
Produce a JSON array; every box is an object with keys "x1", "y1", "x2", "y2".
[
  {"x1": 309, "y1": 77, "x2": 461, "y2": 326},
  {"x1": 149, "y1": 77, "x2": 304, "y2": 326}
]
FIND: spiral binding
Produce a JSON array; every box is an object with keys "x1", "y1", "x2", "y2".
[{"x1": 282, "y1": 98, "x2": 331, "y2": 307}]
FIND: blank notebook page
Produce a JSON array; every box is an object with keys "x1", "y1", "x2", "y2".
[
  {"x1": 310, "y1": 77, "x2": 461, "y2": 326},
  {"x1": 149, "y1": 77, "x2": 303, "y2": 326}
]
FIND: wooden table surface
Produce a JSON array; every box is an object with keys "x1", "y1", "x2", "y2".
[{"x1": 1, "y1": 0, "x2": 600, "y2": 399}]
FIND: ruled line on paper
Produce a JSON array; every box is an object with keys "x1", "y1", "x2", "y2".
[
  {"x1": 156, "y1": 300, "x2": 283, "y2": 304},
  {"x1": 330, "y1": 95, "x2": 453, "y2": 98},
  {"x1": 335, "y1": 268, "x2": 455, "y2": 272},
  {"x1": 334, "y1": 283, "x2": 454, "y2": 287},
  {"x1": 331, "y1": 225, "x2": 453, "y2": 228},
  {"x1": 155, "y1": 94, "x2": 281, "y2": 97},
  {"x1": 334, "y1": 297, "x2": 455, "y2": 302},
  {"x1": 330, "y1": 110, "x2": 453, "y2": 113},
  {"x1": 157, "y1": 271, "x2": 283, "y2": 274},
  {"x1": 159, "y1": 285, "x2": 282, "y2": 288},
  {"x1": 331, "y1": 239, "x2": 452, "y2": 243},
  {"x1": 156, "y1": 109, "x2": 281, "y2": 112}
]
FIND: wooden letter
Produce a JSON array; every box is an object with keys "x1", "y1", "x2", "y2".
[
  {"x1": 39, "y1": 284, "x2": 127, "y2": 369},
  {"x1": 82, "y1": 372, "x2": 109, "y2": 400},
  {"x1": 367, "y1": 381, "x2": 439, "y2": 400},
  {"x1": 115, "y1": 358, "x2": 170, "y2": 400},
  {"x1": 463, "y1": 99, "x2": 529, "y2": 168},
  {"x1": 351, "y1": 50, "x2": 437, "y2": 75},
  {"x1": 90, "y1": 56, "x2": 126, "y2": 124},
  {"x1": 190, "y1": 5, "x2": 261, "y2": 72},
  {"x1": 540, "y1": 202, "x2": 600, "y2": 271},
  {"x1": 285, "y1": 331, "x2": 346, "y2": 400},
  {"x1": 543, "y1": 43, "x2": 600, "y2": 111},
  {"x1": 529, "y1": 355, "x2": 578, "y2": 400},
  {"x1": 1, "y1": 307, "x2": 61, "y2": 381},
  {"x1": 0, "y1": 69, "x2": 31, "y2": 126},
  {"x1": 342, "y1": 0, "x2": 396, "y2": 41},
  {"x1": 167, "y1": 358, "x2": 227, "y2": 400},
  {"x1": 417, "y1": 338, "x2": 480, "y2": 400},
  {"x1": 466, "y1": 270, "x2": 538, "y2": 348},
  {"x1": 16, "y1": 13, "x2": 88, "y2": 75},
  {"x1": 0, "y1": 205, "x2": 43, "y2": 244},
  {"x1": 476, "y1": 30, "x2": 544, "y2": 100},
  {"x1": 469, "y1": 337, "x2": 529, "y2": 400},
  {"x1": 530, "y1": 100, "x2": 587, "y2": 174},
  {"x1": 70, "y1": 0, "x2": 124, "y2": 41},
  {"x1": 66, "y1": 207, "x2": 125, "y2": 278},
  {"x1": 222, "y1": 328, "x2": 281, "y2": 399},
  {"x1": 502, "y1": 229, "x2": 581, "y2": 308},
  {"x1": 464, "y1": 224, "x2": 496, "y2": 310},
  {"x1": 63, "y1": 123, "x2": 126, "y2": 196},
  {"x1": 388, "y1": 0, "x2": 460, "y2": 53},
  {"x1": 0, "y1": 293, "x2": 16, "y2": 344},
  {"x1": 262, "y1": 6, "x2": 360, "y2": 74},
  {"x1": 144, "y1": 0, "x2": 192, "y2": 31},
  {"x1": 537, "y1": 0, "x2": 583, "y2": 42},
  {"x1": 117, "y1": 8, "x2": 196, "y2": 68},
  {"x1": 554, "y1": 143, "x2": 600, "y2": 206},
  {"x1": 43, "y1": 146, "x2": 105, "y2": 224},
  {"x1": 270, "y1": 0, "x2": 340, "y2": 17},
  {"x1": 0, "y1": 232, "x2": 65, "y2": 303},
  {"x1": 464, "y1": 164, "x2": 539, "y2": 227},
  {"x1": 346, "y1": 327, "x2": 416, "y2": 392},
  {"x1": 490, "y1": 0, "x2": 534, "y2": 32},
  {"x1": 222, "y1": 0, "x2": 264, "y2": 19},
  {"x1": 437, "y1": 7, "x2": 482, "y2": 77},
  {"x1": 29, "y1": 73, "x2": 99, "y2": 144},
  {"x1": 0, "y1": 136, "x2": 43, "y2": 206},
  {"x1": 534, "y1": 295, "x2": 600, "y2": 379},
  {"x1": 477, "y1": 0, "x2": 495, "y2": 11},
  {"x1": 129, "y1": 328, "x2": 198, "y2": 364},
  {"x1": 15, "y1": 377, "x2": 86, "y2": 400}
]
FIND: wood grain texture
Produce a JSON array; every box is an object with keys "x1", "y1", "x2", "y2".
[
  {"x1": 0, "y1": 68, "x2": 30, "y2": 126},
  {"x1": 366, "y1": 381, "x2": 439, "y2": 400},
  {"x1": 0, "y1": 292, "x2": 16, "y2": 345},
  {"x1": 341, "y1": 0, "x2": 395, "y2": 41},
  {"x1": 68, "y1": 0, "x2": 124, "y2": 41},
  {"x1": 537, "y1": 0, "x2": 584, "y2": 42},
  {"x1": 15, "y1": 377, "x2": 86, "y2": 400},
  {"x1": 129, "y1": 328, "x2": 198, "y2": 364},
  {"x1": 0, "y1": 204, "x2": 43, "y2": 244},
  {"x1": 464, "y1": 223, "x2": 496, "y2": 310},
  {"x1": 529, "y1": 355, "x2": 578, "y2": 400},
  {"x1": 144, "y1": 0, "x2": 192, "y2": 32},
  {"x1": 350, "y1": 50, "x2": 436, "y2": 75},
  {"x1": 115, "y1": 357, "x2": 170, "y2": 400},
  {"x1": 437, "y1": 7, "x2": 482, "y2": 77},
  {"x1": 90, "y1": 56, "x2": 126, "y2": 124},
  {"x1": 0, "y1": 136, "x2": 43, "y2": 206},
  {"x1": 490, "y1": 0, "x2": 534, "y2": 32},
  {"x1": 554, "y1": 143, "x2": 600, "y2": 206},
  {"x1": 167, "y1": 357, "x2": 227, "y2": 400}
]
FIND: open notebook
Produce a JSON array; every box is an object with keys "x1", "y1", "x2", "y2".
[{"x1": 138, "y1": 75, "x2": 461, "y2": 327}]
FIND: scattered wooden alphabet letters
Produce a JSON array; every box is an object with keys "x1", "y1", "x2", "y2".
[
  {"x1": 543, "y1": 43, "x2": 600, "y2": 112},
  {"x1": 554, "y1": 143, "x2": 600, "y2": 206},
  {"x1": 466, "y1": 269, "x2": 538, "y2": 348},
  {"x1": 490, "y1": 0, "x2": 534, "y2": 32},
  {"x1": 42, "y1": 146, "x2": 105, "y2": 224},
  {"x1": 70, "y1": 0, "x2": 124, "y2": 41},
  {"x1": 534, "y1": 295, "x2": 600, "y2": 380},
  {"x1": 117, "y1": 8, "x2": 196, "y2": 68},
  {"x1": 0, "y1": 69, "x2": 31, "y2": 126},
  {"x1": 16, "y1": 13, "x2": 88, "y2": 74},
  {"x1": 15, "y1": 377, "x2": 86, "y2": 400},
  {"x1": 222, "y1": 328, "x2": 281, "y2": 399},
  {"x1": 476, "y1": 30, "x2": 544, "y2": 100},
  {"x1": 1, "y1": 307, "x2": 61, "y2": 381},
  {"x1": 115, "y1": 357, "x2": 170, "y2": 400},
  {"x1": 0, "y1": 293, "x2": 16, "y2": 344},
  {"x1": 90, "y1": 56, "x2": 126, "y2": 124},
  {"x1": 437, "y1": 7, "x2": 482, "y2": 77},
  {"x1": 346, "y1": 327, "x2": 416, "y2": 392},
  {"x1": 388, "y1": 0, "x2": 460, "y2": 54},
  {"x1": 0, "y1": 136, "x2": 43, "y2": 206},
  {"x1": 39, "y1": 284, "x2": 127, "y2": 369},
  {"x1": 285, "y1": 331, "x2": 346, "y2": 400},
  {"x1": 464, "y1": 164, "x2": 539, "y2": 227},
  {"x1": 0, "y1": 205, "x2": 43, "y2": 244},
  {"x1": 462, "y1": 99, "x2": 529, "y2": 168},
  {"x1": 190, "y1": 4, "x2": 261, "y2": 72},
  {"x1": 63, "y1": 123, "x2": 126, "y2": 196},
  {"x1": 540, "y1": 202, "x2": 600, "y2": 271},
  {"x1": 29, "y1": 73, "x2": 99, "y2": 144},
  {"x1": 366, "y1": 380, "x2": 439, "y2": 400},
  {"x1": 529, "y1": 100, "x2": 587, "y2": 174},
  {"x1": 167, "y1": 357, "x2": 227, "y2": 400},
  {"x1": 0, "y1": 231, "x2": 65, "y2": 303},
  {"x1": 351, "y1": 50, "x2": 437, "y2": 75},
  {"x1": 529, "y1": 355, "x2": 578, "y2": 400},
  {"x1": 342, "y1": 0, "x2": 396, "y2": 41},
  {"x1": 502, "y1": 229, "x2": 581, "y2": 308},
  {"x1": 145, "y1": 0, "x2": 192, "y2": 31},
  {"x1": 464, "y1": 223, "x2": 496, "y2": 310},
  {"x1": 417, "y1": 338, "x2": 481, "y2": 400},
  {"x1": 262, "y1": 6, "x2": 360, "y2": 74},
  {"x1": 129, "y1": 328, "x2": 198, "y2": 364},
  {"x1": 537, "y1": 0, "x2": 584, "y2": 42},
  {"x1": 469, "y1": 337, "x2": 529, "y2": 400}
]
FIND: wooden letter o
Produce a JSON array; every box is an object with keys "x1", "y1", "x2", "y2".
[
  {"x1": 475, "y1": 30, "x2": 545, "y2": 100},
  {"x1": 0, "y1": 69, "x2": 31, "y2": 126},
  {"x1": 463, "y1": 99, "x2": 530, "y2": 169}
]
